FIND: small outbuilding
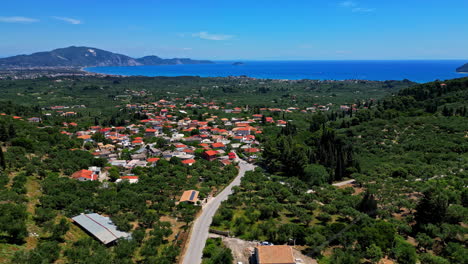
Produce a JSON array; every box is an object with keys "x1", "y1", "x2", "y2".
[
  {"x1": 72, "y1": 213, "x2": 131, "y2": 245},
  {"x1": 179, "y1": 190, "x2": 199, "y2": 203}
]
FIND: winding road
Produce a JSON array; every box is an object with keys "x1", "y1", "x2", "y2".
[{"x1": 182, "y1": 159, "x2": 255, "y2": 264}]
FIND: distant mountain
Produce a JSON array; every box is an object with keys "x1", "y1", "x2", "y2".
[
  {"x1": 456, "y1": 63, "x2": 468, "y2": 73},
  {"x1": 0, "y1": 46, "x2": 213, "y2": 68},
  {"x1": 136, "y1": 55, "x2": 213, "y2": 65}
]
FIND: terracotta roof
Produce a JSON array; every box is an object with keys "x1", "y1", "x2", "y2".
[
  {"x1": 244, "y1": 148, "x2": 260, "y2": 153},
  {"x1": 204, "y1": 150, "x2": 219, "y2": 156},
  {"x1": 147, "y1": 158, "x2": 160, "y2": 163},
  {"x1": 120, "y1": 176, "x2": 139, "y2": 180},
  {"x1": 211, "y1": 142, "x2": 225, "y2": 148},
  {"x1": 181, "y1": 159, "x2": 196, "y2": 165},
  {"x1": 256, "y1": 245, "x2": 295, "y2": 264},
  {"x1": 71, "y1": 169, "x2": 98, "y2": 181},
  {"x1": 180, "y1": 190, "x2": 199, "y2": 203}
]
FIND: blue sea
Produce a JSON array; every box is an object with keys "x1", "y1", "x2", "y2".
[{"x1": 84, "y1": 60, "x2": 467, "y2": 83}]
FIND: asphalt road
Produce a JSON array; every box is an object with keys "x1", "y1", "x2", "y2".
[
  {"x1": 332, "y1": 179, "x2": 356, "y2": 187},
  {"x1": 182, "y1": 159, "x2": 255, "y2": 264}
]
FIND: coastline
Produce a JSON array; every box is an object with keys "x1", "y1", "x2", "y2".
[
  {"x1": 81, "y1": 61, "x2": 468, "y2": 83},
  {"x1": 80, "y1": 67, "x2": 127, "y2": 77}
]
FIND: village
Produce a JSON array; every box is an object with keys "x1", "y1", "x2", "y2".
[{"x1": 1, "y1": 95, "x2": 361, "y2": 264}]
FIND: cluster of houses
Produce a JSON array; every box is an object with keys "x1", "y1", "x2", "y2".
[{"x1": 62, "y1": 99, "x2": 273, "y2": 185}]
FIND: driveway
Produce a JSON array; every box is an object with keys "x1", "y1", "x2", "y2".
[{"x1": 182, "y1": 159, "x2": 255, "y2": 264}]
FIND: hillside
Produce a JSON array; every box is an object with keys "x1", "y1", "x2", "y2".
[
  {"x1": 456, "y1": 63, "x2": 468, "y2": 72},
  {"x1": 136, "y1": 55, "x2": 213, "y2": 65},
  {"x1": 0, "y1": 75, "x2": 465, "y2": 264},
  {"x1": 0, "y1": 46, "x2": 213, "y2": 68}
]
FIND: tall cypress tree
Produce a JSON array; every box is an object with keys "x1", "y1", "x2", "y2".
[
  {"x1": 0, "y1": 144, "x2": 6, "y2": 170},
  {"x1": 8, "y1": 124, "x2": 15, "y2": 139},
  {"x1": 0, "y1": 124, "x2": 7, "y2": 141}
]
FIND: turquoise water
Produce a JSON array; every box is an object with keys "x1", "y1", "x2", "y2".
[{"x1": 85, "y1": 60, "x2": 468, "y2": 83}]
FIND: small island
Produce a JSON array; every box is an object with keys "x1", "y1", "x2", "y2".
[
  {"x1": 456, "y1": 63, "x2": 468, "y2": 73},
  {"x1": 232, "y1": 62, "x2": 244, "y2": 66}
]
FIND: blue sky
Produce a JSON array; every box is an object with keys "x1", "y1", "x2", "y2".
[{"x1": 1, "y1": 0, "x2": 467, "y2": 60}]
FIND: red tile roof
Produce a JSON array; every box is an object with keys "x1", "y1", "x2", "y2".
[
  {"x1": 181, "y1": 159, "x2": 196, "y2": 165},
  {"x1": 244, "y1": 148, "x2": 260, "y2": 153},
  {"x1": 71, "y1": 169, "x2": 98, "y2": 181},
  {"x1": 211, "y1": 142, "x2": 225, "y2": 148},
  {"x1": 147, "y1": 158, "x2": 160, "y2": 163},
  {"x1": 204, "y1": 150, "x2": 219, "y2": 156},
  {"x1": 121, "y1": 176, "x2": 139, "y2": 180}
]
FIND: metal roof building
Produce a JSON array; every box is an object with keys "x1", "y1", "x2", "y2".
[{"x1": 72, "y1": 213, "x2": 131, "y2": 245}]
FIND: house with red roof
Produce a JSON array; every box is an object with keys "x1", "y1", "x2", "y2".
[
  {"x1": 147, "y1": 157, "x2": 160, "y2": 164},
  {"x1": 233, "y1": 127, "x2": 250, "y2": 136},
  {"x1": 243, "y1": 148, "x2": 260, "y2": 153},
  {"x1": 174, "y1": 143, "x2": 187, "y2": 150},
  {"x1": 211, "y1": 142, "x2": 226, "y2": 150},
  {"x1": 71, "y1": 169, "x2": 98, "y2": 181},
  {"x1": 203, "y1": 150, "x2": 219, "y2": 161},
  {"x1": 219, "y1": 159, "x2": 232, "y2": 166},
  {"x1": 116, "y1": 176, "x2": 139, "y2": 184},
  {"x1": 145, "y1": 128, "x2": 157, "y2": 137},
  {"x1": 252, "y1": 114, "x2": 263, "y2": 120},
  {"x1": 181, "y1": 159, "x2": 196, "y2": 166},
  {"x1": 132, "y1": 139, "x2": 143, "y2": 145},
  {"x1": 228, "y1": 152, "x2": 236, "y2": 160}
]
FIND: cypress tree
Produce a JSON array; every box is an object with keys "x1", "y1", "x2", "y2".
[
  {"x1": 0, "y1": 144, "x2": 6, "y2": 170},
  {"x1": 0, "y1": 124, "x2": 7, "y2": 141},
  {"x1": 358, "y1": 192, "x2": 378, "y2": 217},
  {"x1": 8, "y1": 124, "x2": 15, "y2": 139}
]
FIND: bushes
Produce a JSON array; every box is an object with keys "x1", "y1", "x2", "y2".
[
  {"x1": 202, "y1": 238, "x2": 233, "y2": 264},
  {"x1": 12, "y1": 241, "x2": 61, "y2": 264},
  {"x1": 392, "y1": 237, "x2": 417, "y2": 264},
  {"x1": 0, "y1": 203, "x2": 28, "y2": 244}
]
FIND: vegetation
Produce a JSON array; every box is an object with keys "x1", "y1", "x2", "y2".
[
  {"x1": 201, "y1": 238, "x2": 233, "y2": 264},
  {"x1": 212, "y1": 77, "x2": 468, "y2": 263},
  {"x1": 0, "y1": 75, "x2": 466, "y2": 263}
]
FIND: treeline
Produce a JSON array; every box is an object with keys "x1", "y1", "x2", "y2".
[{"x1": 262, "y1": 121, "x2": 357, "y2": 186}]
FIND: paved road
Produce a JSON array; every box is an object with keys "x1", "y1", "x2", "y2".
[
  {"x1": 182, "y1": 159, "x2": 255, "y2": 264},
  {"x1": 332, "y1": 179, "x2": 356, "y2": 187}
]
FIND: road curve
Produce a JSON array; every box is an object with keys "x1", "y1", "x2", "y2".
[
  {"x1": 332, "y1": 179, "x2": 355, "y2": 187},
  {"x1": 182, "y1": 160, "x2": 255, "y2": 264}
]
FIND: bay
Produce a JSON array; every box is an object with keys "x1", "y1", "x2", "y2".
[{"x1": 85, "y1": 60, "x2": 468, "y2": 83}]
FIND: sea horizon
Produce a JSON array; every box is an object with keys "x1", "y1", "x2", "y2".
[{"x1": 84, "y1": 60, "x2": 468, "y2": 83}]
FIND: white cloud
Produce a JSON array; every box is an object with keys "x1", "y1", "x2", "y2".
[
  {"x1": 52, "y1": 16, "x2": 82, "y2": 25},
  {"x1": 340, "y1": 1, "x2": 357, "y2": 7},
  {"x1": 339, "y1": 1, "x2": 375, "y2": 13},
  {"x1": 191, "y1": 31, "x2": 234, "y2": 41},
  {"x1": 0, "y1": 16, "x2": 39, "y2": 23}
]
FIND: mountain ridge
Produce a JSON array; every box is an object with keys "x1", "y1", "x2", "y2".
[
  {"x1": 456, "y1": 63, "x2": 468, "y2": 72},
  {"x1": 0, "y1": 46, "x2": 213, "y2": 68}
]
